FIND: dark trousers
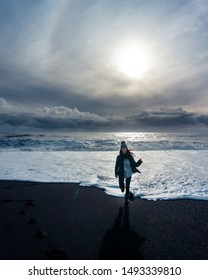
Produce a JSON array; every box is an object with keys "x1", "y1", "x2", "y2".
[{"x1": 119, "y1": 176, "x2": 131, "y2": 196}]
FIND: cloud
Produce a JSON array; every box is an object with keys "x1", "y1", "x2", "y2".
[
  {"x1": 41, "y1": 106, "x2": 107, "y2": 122},
  {"x1": 128, "y1": 108, "x2": 201, "y2": 127},
  {"x1": 0, "y1": 98, "x2": 208, "y2": 132},
  {"x1": 0, "y1": 97, "x2": 24, "y2": 113},
  {"x1": 0, "y1": 98, "x2": 109, "y2": 131},
  {"x1": 0, "y1": 0, "x2": 208, "y2": 116}
]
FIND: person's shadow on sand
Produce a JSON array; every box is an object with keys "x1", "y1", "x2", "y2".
[{"x1": 99, "y1": 203, "x2": 144, "y2": 259}]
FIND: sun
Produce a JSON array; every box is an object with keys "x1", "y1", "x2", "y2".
[{"x1": 116, "y1": 46, "x2": 150, "y2": 79}]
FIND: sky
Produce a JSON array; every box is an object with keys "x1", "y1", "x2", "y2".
[{"x1": 0, "y1": 0, "x2": 208, "y2": 131}]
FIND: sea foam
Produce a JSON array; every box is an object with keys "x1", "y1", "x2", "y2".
[{"x1": 1, "y1": 149, "x2": 208, "y2": 201}]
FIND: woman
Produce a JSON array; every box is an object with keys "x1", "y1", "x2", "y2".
[{"x1": 115, "y1": 141, "x2": 142, "y2": 202}]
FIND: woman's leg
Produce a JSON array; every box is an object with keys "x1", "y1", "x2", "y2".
[
  {"x1": 125, "y1": 176, "x2": 131, "y2": 196},
  {"x1": 119, "y1": 176, "x2": 125, "y2": 192}
]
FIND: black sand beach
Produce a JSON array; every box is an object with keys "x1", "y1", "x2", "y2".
[{"x1": 0, "y1": 180, "x2": 208, "y2": 260}]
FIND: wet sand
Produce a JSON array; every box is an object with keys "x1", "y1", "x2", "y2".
[{"x1": 0, "y1": 180, "x2": 208, "y2": 260}]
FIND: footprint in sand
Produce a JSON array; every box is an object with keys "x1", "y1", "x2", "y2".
[
  {"x1": 18, "y1": 198, "x2": 66, "y2": 259},
  {"x1": 18, "y1": 199, "x2": 35, "y2": 214},
  {"x1": 35, "y1": 229, "x2": 47, "y2": 239},
  {"x1": 24, "y1": 200, "x2": 35, "y2": 207}
]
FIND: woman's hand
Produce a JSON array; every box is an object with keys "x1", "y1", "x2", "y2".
[{"x1": 137, "y1": 159, "x2": 143, "y2": 167}]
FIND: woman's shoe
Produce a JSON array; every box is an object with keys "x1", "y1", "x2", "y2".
[{"x1": 119, "y1": 186, "x2": 124, "y2": 192}]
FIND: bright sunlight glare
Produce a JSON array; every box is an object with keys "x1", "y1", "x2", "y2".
[{"x1": 116, "y1": 47, "x2": 150, "y2": 79}]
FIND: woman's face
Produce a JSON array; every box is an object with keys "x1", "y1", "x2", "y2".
[{"x1": 122, "y1": 148, "x2": 127, "y2": 154}]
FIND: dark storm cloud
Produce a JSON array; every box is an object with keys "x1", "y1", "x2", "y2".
[
  {"x1": 0, "y1": 98, "x2": 207, "y2": 132},
  {"x1": 128, "y1": 108, "x2": 205, "y2": 127},
  {"x1": 0, "y1": 98, "x2": 109, "y2": 131}
]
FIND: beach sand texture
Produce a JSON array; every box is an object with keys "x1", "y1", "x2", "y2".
[{"x1": 0, "y1": 180, "x2": 208, "y2": 260}]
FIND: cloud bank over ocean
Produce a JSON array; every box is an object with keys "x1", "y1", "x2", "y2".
[{"x1": 0, "y1": 98, "x2": 207, "y2": 132}]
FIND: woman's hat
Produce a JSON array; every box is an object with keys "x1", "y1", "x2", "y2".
[{"x1": 120, "y1": 141, "x2": 128, "y2": 149}]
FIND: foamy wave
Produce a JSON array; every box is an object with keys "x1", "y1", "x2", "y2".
[{"x1": 1, "y1": 150, "x2": 208, "y2": 201}]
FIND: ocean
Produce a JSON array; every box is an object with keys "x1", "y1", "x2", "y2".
[{"x1": 0, "y1": 132, "x2": 208, "y2": 200}]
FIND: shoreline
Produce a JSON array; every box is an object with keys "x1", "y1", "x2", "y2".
[
  {"x1": 0, "y1": 180, "x2": 208, "y2": 260},
  {"x1": 1, "y1": 179, "x2": 207, "y2": 202}
]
